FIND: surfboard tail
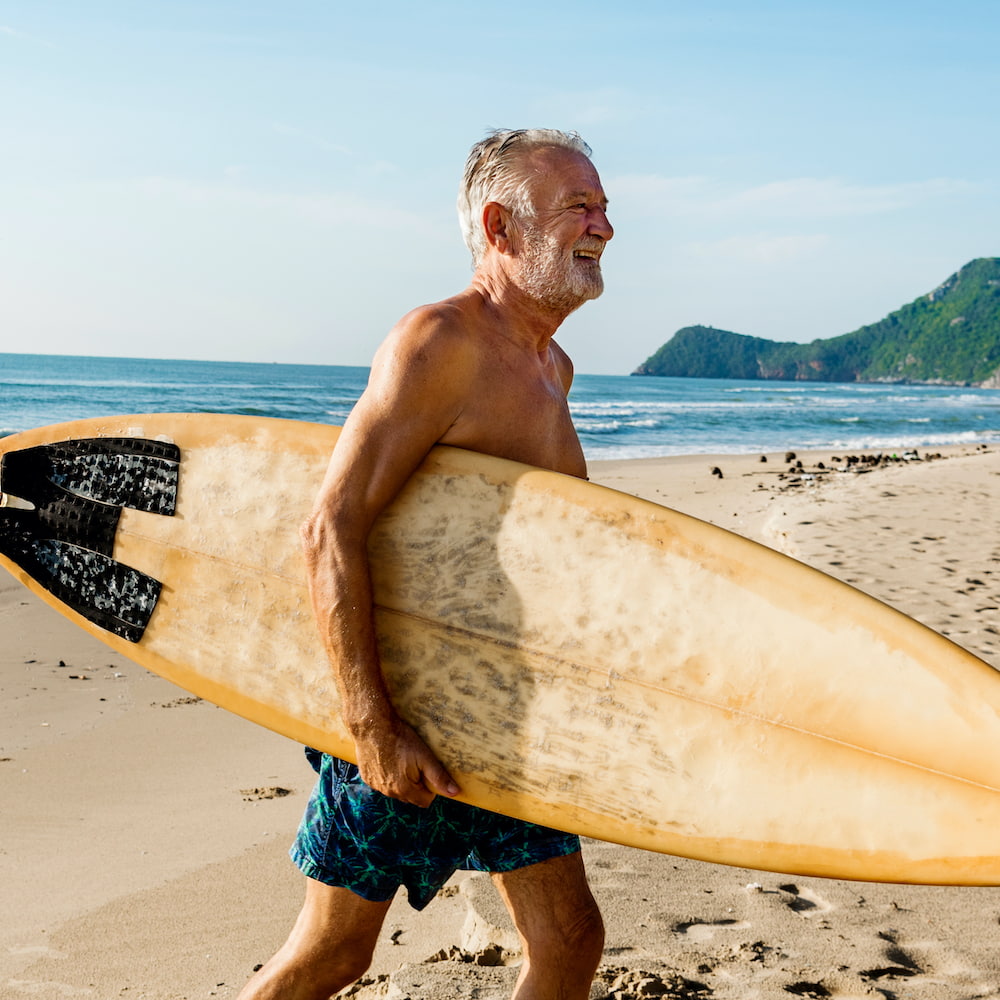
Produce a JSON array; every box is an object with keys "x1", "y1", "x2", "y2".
[{"x1": 0, "y1": 436, "x2": 180, "y2": 641}]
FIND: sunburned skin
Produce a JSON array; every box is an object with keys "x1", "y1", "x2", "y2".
[
  {"x1": 368, "y1": 293, "x2": 587, "y2": 479},
  {"x1": 302, "y1": 143, "x2": 613, "y2": 808},
  {"x1": 239, "y1": 131, "x2": 612, "y2": 1000}
]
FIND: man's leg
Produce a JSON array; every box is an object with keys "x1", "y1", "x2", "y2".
[
  {"x1": 492, "y1": 851, "x2": 604, "y2": 1000},
  {"x1": 236, "y1": 876, "x2": 393, "y2": 1000}
]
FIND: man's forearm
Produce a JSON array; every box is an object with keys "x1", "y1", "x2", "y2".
[{"x1": 300, "y1": 511, "x2": 399, "y2": 734}]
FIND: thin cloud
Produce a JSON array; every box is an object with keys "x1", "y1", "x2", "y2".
[
  {"x1": 612, "y1": 173, "x2": 974, "y2": 220},
  {"x1": 131, "y1": 175, "x2": 429, "y2": 232},
  {"x1": 689, "y1": 232, "x2": 830, "y2": 264},
  {"x1": 532, "y1": 87, "x2": 646, "y2": 126},
  {"x1": 1, "y1": 24, "x2": 55, "y2": 47},
  {"x1": 722, "y1": 177, "x2": 973, "y2": 218},
  {"x1": 270, "y1": 123, "x2": 354, "y2": 157},
  {"x1": 611, "y1": 174, "x2": 711, "y2": 213}
]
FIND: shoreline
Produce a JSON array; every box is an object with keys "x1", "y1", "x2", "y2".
[{"x1": 2, "y1": 444, "x2": 999, "y2": 998}]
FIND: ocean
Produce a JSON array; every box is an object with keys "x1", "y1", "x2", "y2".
[{"x1": 1, "y1": 352, "x2": 998, "y2": 461}]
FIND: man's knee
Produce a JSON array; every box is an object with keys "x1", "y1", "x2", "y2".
[
  {"x1": 239, "y1": 881, "x2": 388, "y2": 999},
  {"x1": 493, "y1": 852, "x2": 605, "y2": 972},
  {"x1": 239, "y1": 928, "x2": 376, "y2": 1000},
  {"x1": 515, "y1": 897, "x2": 603, "y2": 1000},
  {"x1": 305, "y1": 937, "x2": 376, "y2": 985},
  {"x1": 557, "y1": 893, "x2": 605, "y2": 962}
]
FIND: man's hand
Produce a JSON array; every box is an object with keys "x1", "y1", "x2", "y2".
[{"x1": 354, "y1": 718, "x2": 460, "y2": 808}]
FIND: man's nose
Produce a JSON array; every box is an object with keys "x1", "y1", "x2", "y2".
[{"x1": 589, "y1": 207, "x2": 613, "y2": 242}]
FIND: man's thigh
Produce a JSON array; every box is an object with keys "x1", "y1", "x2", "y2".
[{"x1": 289, "y1": 877, "x2": 395, "y2": 960}]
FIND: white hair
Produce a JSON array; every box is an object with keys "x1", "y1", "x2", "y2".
[{"x1": 457, "y1": 128, "x2": 593, "y2": 267}]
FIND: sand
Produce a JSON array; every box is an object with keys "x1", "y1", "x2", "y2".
[{"x1": 2, "y1": 443, "x2": 999, "y2": 999}]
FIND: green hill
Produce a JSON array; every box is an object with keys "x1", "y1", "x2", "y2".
[{"x1": 633, "y1": 258, "x2": 1000, "y2": 387}]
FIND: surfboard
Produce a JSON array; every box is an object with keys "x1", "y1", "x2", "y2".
[{"x1": 3, "y1": 412, "x2": 1000, "y2": 886}]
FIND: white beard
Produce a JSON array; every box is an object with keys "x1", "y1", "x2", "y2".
[{"x1": 517, "y1": 226, "x2": 604, "y2": 314}]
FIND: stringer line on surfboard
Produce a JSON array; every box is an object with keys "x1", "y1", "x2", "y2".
[
  {"x1": 374, "y1": 606, "x2": 1000, "y2": 796},
  {"x1": 5, "y1": 414, "x2": 1000, "y2": 883},
  {"x1": 72, "y1": 455, "x2": 1000, "y2": 802},
  {"x1": 4, "y1": 425, "x2": 996, "y2": 802}
]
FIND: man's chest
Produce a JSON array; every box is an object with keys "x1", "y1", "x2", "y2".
[{"x1": 444, "y1": 374, "x2": 585, "y2": 476}]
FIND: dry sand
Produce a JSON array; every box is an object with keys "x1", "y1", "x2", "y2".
[{"x1": 2, "y1": 444, "x2": 999, "y2": 999}]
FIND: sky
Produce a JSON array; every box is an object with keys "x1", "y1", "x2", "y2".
[{"x1": 2, "y1": 1, "x2": 998, "y2": 375}]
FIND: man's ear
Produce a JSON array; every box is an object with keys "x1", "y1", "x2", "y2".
[{"x1": 483, "y1": 202, "x2": 516, "y2": 254}]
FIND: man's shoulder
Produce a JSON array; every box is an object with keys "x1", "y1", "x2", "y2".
[
  {"x1": 382, "y1": 291, "x2": 484, "y2": 362},
  {"x1": 397, "y1": 289, "x2": 482, "y2": 335}
]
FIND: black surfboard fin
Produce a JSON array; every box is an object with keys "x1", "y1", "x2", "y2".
[{"x1": 0, "y1": 437, "x2": 180, "y2": 642}]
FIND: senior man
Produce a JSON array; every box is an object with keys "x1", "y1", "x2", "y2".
[{"x1": 238, "y1": 128, "x2": 614, "y2": 1000}]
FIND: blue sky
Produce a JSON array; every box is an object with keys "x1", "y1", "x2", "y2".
[{"x1": 2, "y1": 1, "x2": 998, "y2": 374}]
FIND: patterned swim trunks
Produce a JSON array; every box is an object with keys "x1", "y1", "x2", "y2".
[{"x1": 290, "y1": 749, "x2": 581, "y2": 910}]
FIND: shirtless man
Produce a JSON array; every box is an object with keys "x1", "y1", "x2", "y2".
[{"x1": 237, "y1": 128, "x2": 614, "y2": 1000}]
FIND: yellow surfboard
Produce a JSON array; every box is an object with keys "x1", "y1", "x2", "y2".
[{"x1": 3, "y1": 413, "x2": 1000, "y2": 885}]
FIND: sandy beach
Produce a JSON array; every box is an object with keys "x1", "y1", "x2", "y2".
[{"x1": 2, "y1": 443, "x2": 999, "y2": 1000}]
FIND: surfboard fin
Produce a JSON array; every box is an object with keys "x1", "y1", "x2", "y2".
[{"x1": 0, "y1": 437, "x2": 180, "y2": 642}]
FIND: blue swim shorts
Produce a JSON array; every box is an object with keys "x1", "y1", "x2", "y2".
[{"x1": 289, "y1": 749, "x2": 581, "y2": 910}]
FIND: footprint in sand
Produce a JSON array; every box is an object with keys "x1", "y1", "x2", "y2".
[
  {"x1": 673, "y1": 917, "x2": 752, "y2": 944},
  {"x1": 783, "y1": 982, "x2": 832, "y2": 998},
  {"x1": 596, "y1": 966, "x2": 712, "y2": 999},
  {"x1": 860, "y1": 927, "x2": 983, "y2": 990},
  {"x1": 859, "y1": 930, "x2": 925, "y2": 984},
  {"x1": 240, "y1": 786, "x2": 293, "y2": 801},
  {"x1": 777, "y1": 883, "x2": 834, "y2": 917}
]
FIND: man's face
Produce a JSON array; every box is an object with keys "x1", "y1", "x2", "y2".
[{"x1": 513, "y1": 149, "x2": 613, "y2": 314}]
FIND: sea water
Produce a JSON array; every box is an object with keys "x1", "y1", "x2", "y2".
[{"x1": 1, "y1": 352, "x2": 998, "y2": 460}]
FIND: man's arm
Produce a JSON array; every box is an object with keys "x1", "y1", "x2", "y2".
[{"x1": 300, "y1": 308, "x2": 472, "y2": 807}]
